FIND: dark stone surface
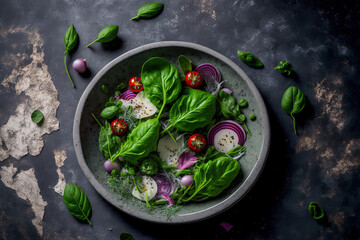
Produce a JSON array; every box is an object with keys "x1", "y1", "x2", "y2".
[{"x1": 0, "y1": 0, "x2": 359, "y2": 239}]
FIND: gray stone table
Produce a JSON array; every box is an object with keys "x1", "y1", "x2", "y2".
[{"x1": 0, "y1": 0, "x2": 359, "y2": 239}]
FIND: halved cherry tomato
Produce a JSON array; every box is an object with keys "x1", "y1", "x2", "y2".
[
  {"x1": 129, "y1": 76, "x2": 143, "y2": 92},
  {"x1": 111, "y1": 119, "x2": 128, "y2": 135},
  {"x1": 185, "y1": 71, "x2": 203, "y2": 88},
  {"x1": 188, "y1": 133, "x2": 206, "y2": 152}
]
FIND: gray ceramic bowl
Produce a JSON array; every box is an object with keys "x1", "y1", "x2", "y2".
[{"x1": 73, "y1": 41, "x2": 270, "y2": 223}]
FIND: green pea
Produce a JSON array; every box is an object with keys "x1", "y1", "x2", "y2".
[
  {"x1": 238, "y1": 99, "x2": 248, "y2": 107},
  {"x1": 249, "y1": 114, "x2": 256, "y2": 120}
]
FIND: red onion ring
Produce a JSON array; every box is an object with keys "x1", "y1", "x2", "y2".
[
  {"x1": 207, "y1": 120, "x2": 246, "y2": 146},
  {"x1": 120, "y1": 90, "x2": 136, "y2": 100}
]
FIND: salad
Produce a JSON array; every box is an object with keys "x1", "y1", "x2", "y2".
[{"x1": 93, "y1": 55, "x2": 253, "y2": 210}]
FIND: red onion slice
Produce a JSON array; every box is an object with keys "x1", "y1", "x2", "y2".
[
  {"x1": 195, "y1": 63, "x2": 223, "y2": 95},
  {"x1": 207, "y1": 120, "x2": 246, "y2": 148},
  {"x1": 121, "y1": 90, "x2": 136, "y2": 100}
]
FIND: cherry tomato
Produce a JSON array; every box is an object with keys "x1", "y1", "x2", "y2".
[
  {"x1": 129, "y1": 76, "x2": 143, "y2": 92},
  {"x1": 188, "y1": 134, "x2": 206, "y2": 152},
  {"x1": 111, "y1": 119, "x2": 128, "y2": 135},
  {"x1": 185, "y1": 71, "x2": 203, "y2": 88}
]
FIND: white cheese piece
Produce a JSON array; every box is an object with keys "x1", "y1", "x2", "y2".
[
  {"x1": 213, "y1": 129, "x2": 240, "y2": 153},
  {"x1": 157, "y1": 135, "x2": 184, "y2": 167},
  {"x1": 131, "y1": 176, "x2": 158, "y2": 201},
  {"x1": 121, "y1": 92, "x2": 157, "y2": 119}
]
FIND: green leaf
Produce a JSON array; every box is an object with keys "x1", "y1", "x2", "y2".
[
  {"x1": 237, "y1": 51, "x2": 263, "y2": 68},
  {"x1": 63, "y1": 183, "x2": 92, "y2": 226},
  {"x1": 113, "y1": 118, "x2": 160, "y2": 165},
  {"x1": 131, "y1": 2, "x2": 164, "y2": 20},
  {"x1": 120, "y1": 232, "x2": 134, "y2": 240},
  {"x1": 102, "y1": 85, "x2": 109, "y2": 94},
  {"x1": 99, "y1": 121, "x2": 121, "y2": 159},
  {"x1": 226, "y1": 146, "x2": 246, "y2": 157},
  {"x1": 64, "y1": 24, "x2": 78, "y2": 52},
  {"x1": 274, "y1": 60, "x2": 294, "y2": 76},
  {"x1": 64, "y1": 24, "x2": 78, "y2": 88},
  {"x1": 140, "y1": 158, "x2": 158, "y2": 175},
  {"x1": 100, "y1": 106, "x2": 119, "y2": 119},
  {"x1": 31, "y1": 110, "x2": 44, "y2": 124},
  {"x1": 308, "y1": 202, "x2": 324, "y2": 219},
  {"x1": 169, "y1": 88, "x2": 216, "y2": 132},
  {"x1": 178, "y1": 55, "x2": 192, "y2": 76},
  {"x1": 86, "y1": 25, "x2": 119, "y2": 47},
  {"x1": 141, "y1": 57, "x2": 181, "y2": 116},
  {"x1": 281, "y1": 86, "x2": 306, "y2": 134},
  {"x1": 196, "y1": 157, "x2": 240, "y2": 197}
]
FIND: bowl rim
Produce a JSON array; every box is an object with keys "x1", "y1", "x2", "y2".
[{"x1": 73, "y1": 41, "x2": 271, "y2": 224}]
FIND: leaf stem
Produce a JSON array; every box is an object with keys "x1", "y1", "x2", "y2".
[
  {"x1": 243, "y1": 122, "x2": 251, "y2": 136},
  {"x1": 291, "y1": 113, "x2": 297, "y2": 135},
  {"x1": 64, "y1": 52, "x2": 75, "y2": 88},
  {"x1": 86, "y1": 39, "x2": 98, "y2": 48},
  {"x1": 160, "y1": 123, "x2": 173, "y2": 135},
  {"x1": 91, "y1": 113, "x2": 103, "y2": 128},
  {"x1": 130, "y1": 15, "x2": 139, "y2": 20}
]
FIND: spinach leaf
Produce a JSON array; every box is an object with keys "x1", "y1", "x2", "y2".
[
  {"x1": 141, "y1": 57, "x2": 181, "y2": 116},
  {"x1": 198, "y1": 146, "x2": 224, "y2": 161},
  {"x1": 281, "y1": 86, "x2": 306, "y2": 135},
  {"x1": 86, "y1": 25, "x2": 119, "y2": 47},
  {"x1": 31, "y1": 110, "x2": 44, "y2": 124},
  {"x1": 99, "y1": 121, "x2": 121, "y2": 159},
  {"x1": 131, "y1": 2, "x2": 164, "y2": 20},
  {"x1": 182, "y1": 157, "x2": 240, "y2": 202},
  {"x1": 308, "y1": 202, "x2": 324, "y2": 219},
  {"x1": 64, "y1": 24, "x2": 78, "y2": 88},
  {"x1": 168, "y1": 88, "x2": 216, "y2": 132},
  {"x1": 178, "y1": 55, "x2": 192, "y2": 76},
  {"x1": 120, "y1": 232, "x2": 134, "y2": 240},
  {"x1": 113, "y1": 118, "x2": 160, "y2": 165},
  {"x1": 274, "y1": 60, "x2": 294, "y2": 76},
  {"x1": 63, "y1": 183, "x2": 92, "y2": 226},
  {"x1": 237, "y1": 51, "x2": 263, "y2": 68}
]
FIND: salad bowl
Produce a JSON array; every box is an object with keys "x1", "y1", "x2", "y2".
[{"x1": 73, "y1": 41, "x2": 270, "y2": 223}]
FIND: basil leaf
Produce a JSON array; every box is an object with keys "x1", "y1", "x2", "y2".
[
  {"x1": 100, "y1": 106, "x2": 118, "y2": 119},
  {"x1": 178, "y1": 55, "x2": 192, "y2": 76},
  {"x1": 64, "y1": 24, "x2": 78, "y2": 88},
  {"x1": 308, "y1": 202, "x2": 324, "y2": 219},
  {"x1": 99, "y1": 121, "x2": 121, "y2": 159},
  {"x1": 114, "y1": 118, "x2": 160, "y2": 165},
  {"x1": 169, "y1": 88, "x2": 216, "y2": 132},
  {"x1": 141, "y1": 57, "x2": 181, "y2": 112},
  {"x1": 237, "y1": 51, "x2": 263, "y2": 68},
  {"x1": 31, "y1": 110, "x2": 44, "y2": 124},
  {"x1": 64, "y1": 24, "x2": 78, "y2": 53},
  {"x1": 131, "y1": 2, "x2": 164, "y2": 20},
  {"x1": 63, "y1": 183, "x2": 92, "y2": 225},
  {"x1": 120, "y1": 232, "x2": 134, "y2": 240},
  {"x1": 274, "y1": 60, "x2": 294, "y2": 76},
  {"x1": 86, "y1": 25, "x2": 119, "y2": 47},
  {"x1": 281, "y1": 86, "x2": 306, "y2": 135}
]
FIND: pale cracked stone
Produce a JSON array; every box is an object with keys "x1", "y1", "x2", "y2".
[
  {"x1": 0, "y1": 26, "x2": 60, "y2": 161},
  {"x1": 53, "y1": 149, "x2": 67, "y2": 196},
  {"x1": 0, "y1": 164, "x2": 48, "y2": 236}
]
